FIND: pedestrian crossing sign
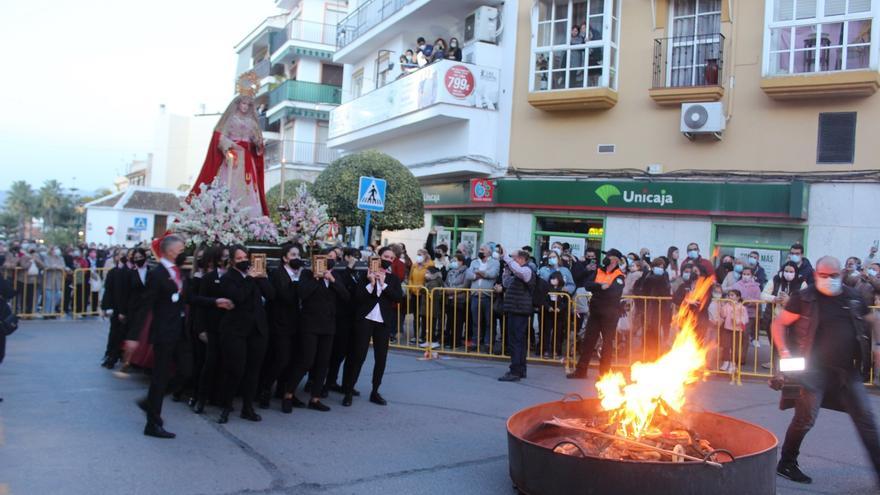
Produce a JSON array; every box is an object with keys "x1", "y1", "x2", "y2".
[{"x1": 357, "y1": 176, "x2": 387, "y2": 212}]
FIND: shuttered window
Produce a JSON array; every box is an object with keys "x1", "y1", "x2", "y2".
[{"x1": 817, "y1": 112, "x2": 857, "y2": 163}]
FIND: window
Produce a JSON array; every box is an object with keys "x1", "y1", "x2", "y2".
[
  {"x1": 765, "y1": 0, "x2": 875, "y2": 76},
  {"x1": 431, "y1": 215, "x2": 484, "y2": 253},
  {"x1": 817, "y1": 111, "x2": 857, "y2": 163},
  {"x1": 712, "y1": 223, "x2": 806, "y2": 272},
  {"x1": 668, "y1": 0, "x2": 723, "y2": 86},
  {"x1": 533, "y1": 215, "x2": 604, "y2": 258},
  {"x1": 531, "y1": 0, "x2": 621, "y2": 91},
  {"x1": 351, "y1": 68, "x2": 364, "y2": 98},
  {"x1": 321, "y1": 64, "x2": 344, "y2": 86}
]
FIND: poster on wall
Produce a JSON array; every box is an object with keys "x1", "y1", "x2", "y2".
[
  {"x1": 435, "y1": 228, "x2": 452, "y2": 251},
  {"x1": 733, "y1": 248, "x2": 781, "y2": 271},
  {"x1": 460, "y1": 231, "x2": 479, "y2": 256},
  {"x1": 549, "y1": 236, "x2": 586, "y2": 258}
]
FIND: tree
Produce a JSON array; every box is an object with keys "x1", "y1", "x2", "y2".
[
  {"x1": 313, "y1": 151, "x2": 424, "y2": 232},
  {"x1": 265, "y1": 179, "x2": 310, "y2": 222},
  {"x1": 5, "y1": 180, "x2": 37, "y2": 238},
  {"x1": 38, "y1": 179, "x2": 65, "y2": 230}
]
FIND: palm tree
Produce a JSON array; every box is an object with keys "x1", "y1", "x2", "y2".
[
  {"x1": 38, "y1": 179, "x2": 65, "y2": 231},
  {"x1": 5, "y1": 180, "x2": 37, "y2": 239}
]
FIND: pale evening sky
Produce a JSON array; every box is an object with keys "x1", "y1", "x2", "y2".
[{"x1": 0, "y1": 0, "x2": 280, "y2": 192}]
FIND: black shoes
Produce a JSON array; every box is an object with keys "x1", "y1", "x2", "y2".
[
  {"x1": 318, "y1": 386, "x2": 329, "y2": 399},
  {"x1": 566, "y1": 370, "x2": 588, "y2": 379},
  {"x1": 342, "y1": 394, "x2": 353, "y2": 407},
  {"x1": 144, "y1": 423, "x2": 175, "y2": 439},
  {"x1": 777, "y1": 461, "x2": 812, "y2": 484},
  {"x1": 240, "y1": 408, "x2": 262, "y2": 422},
  {"x1": 498, "y1": 372, "x2": 521, "y2": 382},
  {"x1": 192, "y1": 399, "x2": 206, "y2": 414},
  {"x1": 308, "y1": 400, "x2": 331, "y2": 412},
  {"x1": 281, "y1": 398, "x2": 293, "y2": 414},
  {"x1": 257, "y1": 390, "x2": 271, "y2": 409},
  {"x1": 369, "y1": 392, "x2": 387, "y2": 406},
  {"x1": 101, "y1": 358, "x2": 115, "y2": 369},
  {"x1": 136, "y1": 398, "x2": 163, "y2": 427},
  {"x1": 218, "y1": 408, "x2": 232, "y2": 424},
  {"x1": 328, "y1": 383, "x2": 345, "y2": 394}
]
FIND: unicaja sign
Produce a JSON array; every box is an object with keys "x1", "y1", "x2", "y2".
[{"x1": 595, "y1": 184, "x2": 675, "y2": 207}]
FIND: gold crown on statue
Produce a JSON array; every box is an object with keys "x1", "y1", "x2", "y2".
[{"x1": 236, "y1": 71, "x2": 261, "y2": 98}]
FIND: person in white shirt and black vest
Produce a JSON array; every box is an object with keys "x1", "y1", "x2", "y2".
[
  {"x1": 772, "y1": 256, "x2": 880, "y2": 486},
  {"x1": 342, "y1": 246, "x2": 404, "y2": 407}
]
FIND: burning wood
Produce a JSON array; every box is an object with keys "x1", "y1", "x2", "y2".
[{"x1": 545, "y1": 416, "x2": 725, "y2": 467}]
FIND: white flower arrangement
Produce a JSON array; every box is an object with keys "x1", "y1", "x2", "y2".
[{"x1": 279, "y1": 183, "x2": 330, "y2": 245}]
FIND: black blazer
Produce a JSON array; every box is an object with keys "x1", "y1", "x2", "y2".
[
  {"x1": 198, "y1": 270, "x2": 226, "y2": 334},
  {"x1": 100, "y1": 267, "x2": 130, "y2": 313},
  {"x1": 355, "y1": 272, "x2": 405, "y2": 323},
  {"x1": 185, "y1": 274, "x2": 223, "y2": 338},
  {"x1": 298, "y1": 270, "x2": 350, "y2": 335},
  {"x1": 334, "y1": 266, "x2": 362, "y2": 320},
  {"x1": 218, "y1": 269, "x2": 275, "y2": 337},
  {"x1": 143, "y1": 264, "x2": 186, "y2": 344},
  {"x1": 124, "y1": 266, "x2": 151, "y2": 340},
  {"x1": 267, "y1": 267, "x2": 299, "y2": 335}
]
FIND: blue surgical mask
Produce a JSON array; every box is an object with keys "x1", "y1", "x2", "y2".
[
  {"x1": 682, "y1": 272, "x2": 691, "y2": 281},
  {"x1": 868, "y1": 268, "x2": 878, "y2": 278},
  {"x1": 652, "y1": 267, "x2": 664, "y2": 276},
  {"x1": 449, "y1": 261, "x2": 459, "y2": 270},
  {"x1": 733, "y1": 264, "x2": 743, "y2": 273},
  {"x1": 688, "y1": 250, "x2": 699, "y2": 260},
  {"x1": 790, "y1": 254, "x2": 802, "y2": 264},
  {"x1": 816, "y1": 276, "x2": 842, "y2": 296},
  {"x1": 748, "y1": 257, "x2": 758, "y2": 266},
  {"x1": 548, "y1": 257, "x2": 558, "y2": 266}
]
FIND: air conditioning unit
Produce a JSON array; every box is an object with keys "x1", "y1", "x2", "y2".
[
  {"x1": 465, "y1": 6, "x2": 498, "y2": 45},
  {"x1": 680, "y1": 102, "x2": 725, "y2": 140}
]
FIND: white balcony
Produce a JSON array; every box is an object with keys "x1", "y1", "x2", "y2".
[
  {"x1": 328, "y1": 59, "x2": 499, "y2": 151},
  {"x1": 334, "y1": 0, "x2": 502, "y2": 64},
  {"x1": 270, "y1": 18, "x2": 338, "y2": 64}
]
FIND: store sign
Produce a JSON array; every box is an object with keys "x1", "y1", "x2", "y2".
[
  {"x1": 733, "y1": 248, "x2": 782, "y2": 271},
  {"x1": 470, "y1": 179, "x2": 494, "y2": 202},
  {"x1": 549, "y1": 236, "x2": 585, "y2": 258},
  {"x1": 329, "y1": 59, "x2": 500, "y2": 139},
  {"x1": 495, "y1": 180, "x2": 809, "y2": 219}
]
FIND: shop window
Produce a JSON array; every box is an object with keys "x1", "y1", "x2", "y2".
[
  {"x1": 765, "y1": 0, "x2": 875, "y2": 76},
  {"x1": 533, "y1": 215, "x2": 604, "y2": 258},
  {"x1": 712, "y1": 223, "x2": 806, "y2": 271},
  {"x1": 532, "y1": 0, "x2": 621, "y2": 91},
  {"x1": 431, "y1": 214, "x2": 484, "y2": 253},
  {"x1": 817, "y1": 111, "x2": 857, "y2": 163}
]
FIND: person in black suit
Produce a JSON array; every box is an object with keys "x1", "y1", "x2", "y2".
[
  {"x1": 135, "y1": 236, "x2": 203, "y2": 438},
  {"x1": 258, "y1": 242, "x2": 304, "y2": 410},
  {"x1": 120, "y1": 248, "x2": 150, "y2": 372},
  {"x1": 324, "y1": 247, "x2": 363, "y2": 397},
  {"x1": 342, "y1": 246, "x2": 405, "y2": 407},
  {"x1": 100, "y1": 249, "x2": 131, "y2": 369},
  {"x1": 193, "y1": 246, "x2": 231, "y2": 414},
  {"x1": 282, "y1": 250, "x2": 349, "y2": 413},
  {"x1": 217, "y1": 245, "x2": 275, "y2": 424}
]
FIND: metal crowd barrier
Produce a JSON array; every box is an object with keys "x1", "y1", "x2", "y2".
[
  {"x1": 1, "y1": 266, "x2": 70, "y2": 319},
  {"x1": 71, "y1": 267, "x2": 112, "y2": 318}
]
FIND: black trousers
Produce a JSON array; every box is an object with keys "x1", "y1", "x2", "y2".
[
  {"x1": 260, "y1": 331, "x2": 295, "y2": 395},
  {"x1": 104, "y1": 316, "x2": 127, "y2": 362},
  {"x1": 326, "y1": 317, "x2": 354, "y2": 388},
  {"x1": 574, "y1": 309, "x2": 619, "y2": 377},
  {"x1": 220, "y1": 330, "x2": 267, "y2": 411},
  {"x1": 781, "y1": 368, "x2": 880, "y2": 479},
  {"x1": 343, "y1": 319, "x2": 390, "y2": 394},
  {"x1": 144, "y1": 337, "x2": 192, "y2": 426},
  {"x1": 197, "y1": 332, "x2": 222, "y2": 403},
  {"x1": 286, "y1": 332, "x2": 333, "y2": 399}
]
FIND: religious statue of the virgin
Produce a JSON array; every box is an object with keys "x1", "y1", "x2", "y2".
[{"x1": 190, "y1": 71, "x2": 269, "y2": 217}]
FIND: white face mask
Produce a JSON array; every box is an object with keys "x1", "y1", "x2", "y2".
[
  {"x1": 816, "y1": 276, "x2": 842, "y2": 296},
  {"x1": 491, "y1": 251, "x2": 500, "y2": 260},
  {"x1": 868, "y1": 268, "x2": 879, "y2": 278},
  {"x1": 682, "y1": 272, "x2": 691, "y2": 281},
  {"x1": 449, "y1": 261, "x2": 459, "y2": 270},
  {"x1": 53, "y1": 249, "x2": 62, "y2": 256},
  {"x1": 783, "y1": 272, "x2": 795, "y2": 281},
  {"x1": 415, "y1": 255, "x2": 424, "y2": 264},
  {"x1": 742, "y1": 275, "x2": 753, "y2": 282}
]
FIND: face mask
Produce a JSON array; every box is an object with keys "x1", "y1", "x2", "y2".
[
  {"x1": 868, "y1": 268, "x2": 878, "y2": 278},
  {"x1": 415, "y1": 255, "x2": 424, "y2": 264},
  {"x1": 790, "y1": 254, "x2": 801, "y2": 264},
  {"x1": 53, "y1": 249, "x2": 61, "y2": 256},
  {"x1": 134, "y1": 258, "x2": 146, "y2": 267},
  {"x1": 783, "y1": 272, "x2": 795, "y2": 281},
  {"x1": 548, "y1": 257, "x2": 558, "y2": 266},
  {"x1": 449, "y1": 261, "x2": 459, "y2": 270},
  {"x1": 552, "y1": 248, "x2": 562, "y2": 255},
  {"x1": 816, "y1": 276, "x2": 842, "y2": 296},
  {"x1": 682, "y1": 272, "x2": 692, "y2": 281},
  {"x1": 712, "y1": 292, "x2": 722, "y2": 299},
  {"x1": 748, "y1": 257, "x2": 758, "y2": 266},
  {"x1": 289, "y1": 259, "x2": 303, "y2": 270},
  {"x1": 381, "y1": 259, "x2": 392, "y2": 270},
  {"x1": 492, "y1": 251, "x2": 500, "y2": 260},
  {"x1": 175, "y1": 253, "x2": 187, "y2": 267},
  {"x1": 73, "y1": 251, "x2": 81, "y2": 258},
  {"x1": 652, "y1": 267, "x2": 664, "y2": 276},
  {"x1": 478, "y1": 252, "x2": 486, "y2": 260},
  {"x1": 687, "y1": 250, "x2": 699, "y2": 259},
  {"x1": 742, "y1": 275, "x2": 753, "y2": 282},
  {"x1": 733, "y1": 264, "x2": 743, "y2": 273},
  {"x1": 119, "y1": 256, "x2": 128, "y2": 265},
  {"x1": 326, "y1": 259, "x2": 336, "y2": 270},
  {"x1": 235, "y1": 260, "x2": 250, "y2": 272}
]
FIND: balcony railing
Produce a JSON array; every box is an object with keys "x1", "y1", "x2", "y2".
[
  {"x1": 652, "y1": 33, "x2": 725, "y2": 89},
  {"x1": 253, "y1": 59, "x2": 272, "y2": 79},
  {"x1": 336, "y1": 0, "x2": 416, "y2": 50},
  {"x1": 265, "y1": 140, "x2": 341, "y2": 165},
  {"x1": 268, "y1": 79, "x2": 342, "y2": 107},
  {"x1": 269, "y1": 18, "x2": 337, "y2": 54}
]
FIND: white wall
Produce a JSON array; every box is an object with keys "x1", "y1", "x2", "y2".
[
  {"x1": 483, "y1": 210, "x2": 531, "y2": 251},
  {"x1": 85, "y1": 209, "x2": 119, "y2": 246},
  {"x1": 381, "y1": 213, "x2": 430, "y2": 253},
  {"x1": 807, "y1": 183, "x2": 880, "y2": 261},
  {"x1": 602, "y1": 214, "x2": 712, "y2": 257},
  {"x1": 150, "y1": 110, "x2": 219, "y2": 191}
]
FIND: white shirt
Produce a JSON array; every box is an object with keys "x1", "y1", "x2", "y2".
[
  {"x1": 137, "y1": 266, "x2": 148, "y2": 285},
  {"x1": 284, "y1": 265, "x2": 300, "y2": 282},
  {"x1": 365, "y1": 281, "x2": 387, "y2": 323}
]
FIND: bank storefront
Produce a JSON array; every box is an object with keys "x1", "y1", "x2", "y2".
[{"x1": 419, "y1": 179, "x2": 810, "y2": 270}]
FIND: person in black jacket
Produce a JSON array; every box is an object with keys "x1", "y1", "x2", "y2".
[
  {"x1": 120, "y1": 248, "x2": 150, "y2": 372},
  {"x1": 217, "y1": 245, "x2": 275, "y2": 424},
  {"x1": 136, "y1": 236, "x2": 197, "y2": 438},
  {"x1": 0, "y1": 270, "x2": 16, "y2": 396},
  {"x1": 258, "y1": 242, "x2": 304, "y2": 410},
  {"x1": 635, "y1": 257, "x2": 672, "y2": 361},
  {"x1": 100, "y1": 249, "x2": 131, "y2": 369},
  {"x1": 324, "y1": 247, "x2": 363, "y2": 397},
  {"x1": 341, "y1": 246, "x2": 404, "y2": 407},
  {"x1": 283, "y1": 249, "x2": 350, "y2": 413},
  {"x1": 193, "y1": 245, "x2": 231, "y2": 414}
]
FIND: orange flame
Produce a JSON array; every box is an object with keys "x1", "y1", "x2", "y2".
[{"x1": 595, "y1": 276, "x2": 715, "y2": 439}]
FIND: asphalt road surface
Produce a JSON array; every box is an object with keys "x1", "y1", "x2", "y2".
[{"x1": 1, "y1": 318, "x2": 879, "y2": 494}]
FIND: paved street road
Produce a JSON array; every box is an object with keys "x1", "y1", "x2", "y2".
[{"x1": 1, "y1": 319, "x2": 879, "y2": 494}]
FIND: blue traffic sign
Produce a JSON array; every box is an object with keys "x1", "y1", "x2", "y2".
[
  {"x1": 133, "y1": 217, "x2": 148, "y2": 231},
  {"x1": 357, "y1": 176, "x2": 386, "y2": 212}
]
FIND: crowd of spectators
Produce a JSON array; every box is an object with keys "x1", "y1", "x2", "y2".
[{"x1": 397, "y1": 36, "x2": 464, "y2": 78}]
